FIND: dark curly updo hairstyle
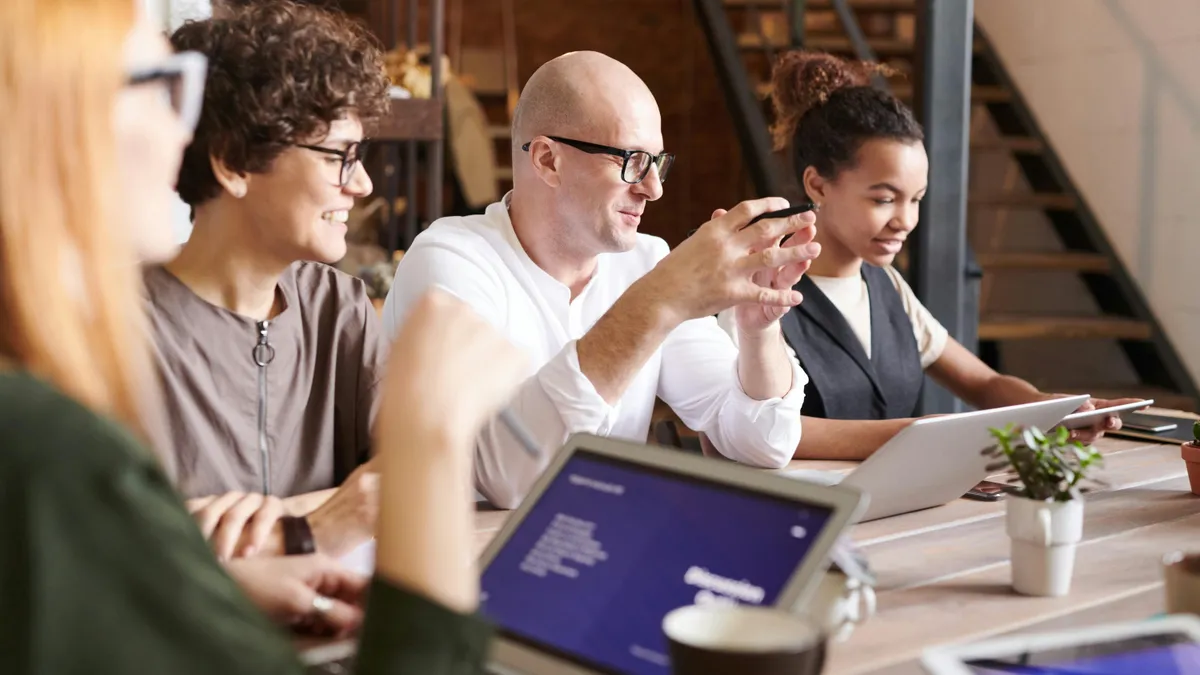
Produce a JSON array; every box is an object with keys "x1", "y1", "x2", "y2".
[
  {"x1": 769, "y1": 51, "x2": 923, "y2": 196},
  {"x1": 171, "y1": 0, "x2": 390, "y2": 208}
]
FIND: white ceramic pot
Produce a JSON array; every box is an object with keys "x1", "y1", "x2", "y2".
[
  {"x1": 1006, "y1": 496, "x2": 1084, "y2": 597},
  {"x1": 806, "y1": 570, "x2": 877, "y2": 641}
]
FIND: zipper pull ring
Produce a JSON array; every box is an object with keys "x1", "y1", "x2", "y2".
[{"x1": 253, "y1": 320, "x2": 275, "y2": 367}]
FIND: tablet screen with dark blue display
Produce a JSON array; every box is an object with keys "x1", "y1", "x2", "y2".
[
  {"x1": 479, "y1": 450, "x2": 834, "y2": 675},
  {"x1": 966, "y1": 632, "x2": 1200, "y2": 674}
]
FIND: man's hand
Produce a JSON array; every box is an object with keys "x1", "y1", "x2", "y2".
[
  {"x1": 224, "y1": 554, "x2": 367, "y2": 637},
  {"x1": 705, "y1": 206, "x2": 819, "y2": 335},
  {"x1": 187, "y1": 491, "x2": 285, "y2": 561},
  {"x1": 643, "y1": 198, "x2": 820, "y2": 325},
  {"x1": 306, "y1": 461, "x2": 380, "y2": 557}
]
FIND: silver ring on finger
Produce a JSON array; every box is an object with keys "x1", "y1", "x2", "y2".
[{"x1": 311, "y1": 594, "x2": 335, "y2": 616}]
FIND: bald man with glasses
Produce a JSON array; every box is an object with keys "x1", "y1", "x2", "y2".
[{"x1": 383, "y1": 51, "x2": 822, "y2": 509}]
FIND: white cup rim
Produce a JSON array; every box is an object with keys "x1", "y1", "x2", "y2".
[{"x1": 662, "y1": 604, "x2": 822, "y2": 654}]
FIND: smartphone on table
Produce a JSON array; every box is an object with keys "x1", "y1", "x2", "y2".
[
  {"x1": 963, "y1": 480, "x2": 1010, "y2": 502},
  {"x1": 1120, "y1": 411, "x2": 1180, "y2": 433}
]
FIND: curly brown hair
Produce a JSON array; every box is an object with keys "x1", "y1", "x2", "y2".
[
  {"x1": 769, "y1": 51, "x2": 921, "y2": 193},
  {"x1": 171, "y1": 0, "x2": 390, "y2": 207}
]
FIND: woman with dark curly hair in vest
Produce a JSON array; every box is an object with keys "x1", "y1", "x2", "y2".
[
  {"x1": 719, "y1": 51, "x2": 1140, "y2": 461},
  {"x1": 144, "y1": 1, "x2": 389, "y2": 561}
]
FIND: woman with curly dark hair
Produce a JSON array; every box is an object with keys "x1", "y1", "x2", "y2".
[{"x1": 144, "y1": 1, "x2": 392, "y2": 561}]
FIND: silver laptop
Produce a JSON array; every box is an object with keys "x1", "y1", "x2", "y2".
[
  {"x1": 474, "y1": 432, "x2": 865, "y2": 675},
  {"x1": 784, "y1": 395, "x2": 1090, "y2": 522}
]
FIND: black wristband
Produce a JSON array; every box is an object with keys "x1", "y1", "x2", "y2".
[{"x1": 280, "y1": 515, "x2": 316, "y2": 555}]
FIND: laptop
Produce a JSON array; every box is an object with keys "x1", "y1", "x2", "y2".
[
  {"x1": 303, "y1": 433, "x2": 864, "y2": 675},
  {"x1": 474, "y1": 432, "x2": 865, "y2": 675},
  {"x1": 784, "y1": 395, "x2": 1090, "y2": 523},
  {"x1": 921, "y1": 614, "x2": 1200, "y2": 674}
]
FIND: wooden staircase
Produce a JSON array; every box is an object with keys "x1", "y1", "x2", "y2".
[{"x1": 716, "y1": 0, "x2": 1200, "y2": 411}]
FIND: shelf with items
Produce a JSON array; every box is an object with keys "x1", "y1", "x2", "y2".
[
  {"x1": 369, "y1": 0, "x2": 447, "y2": 255},
  {"x1": 334, "y1": 0, "x2": 446, "y2": 294}
]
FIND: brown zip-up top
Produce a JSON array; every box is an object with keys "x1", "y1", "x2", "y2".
[{"x1": 143, "y1": 261, "x2": 386, "y2": 499}]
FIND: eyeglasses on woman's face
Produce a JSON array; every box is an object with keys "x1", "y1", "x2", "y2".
[
  {"x1": 125, "y1": 50, "x2": 208, "y2": 134},
  {"x1": 292, "y1": 140, "x2": 370, "y2": 188}
]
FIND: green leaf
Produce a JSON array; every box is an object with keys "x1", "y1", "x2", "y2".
[
  {"x1": 1054, "y1": 425, "x2": 1071, "y2": 445},
  {"x1": 983, "y1": 424, "x2": 1099, "y2": 501}
]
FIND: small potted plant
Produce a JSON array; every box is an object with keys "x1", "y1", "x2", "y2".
[
  {"x1": 1183, "y1": 421, "x2": 1200, "y2": 495},
  {"x1": 983, "y1": 425, "x2": 1104, "y2": 597}
]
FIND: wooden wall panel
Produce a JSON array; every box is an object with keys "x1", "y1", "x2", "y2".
[{"x1": 387, "y1": 0, "x2": 750, "y2": 246}]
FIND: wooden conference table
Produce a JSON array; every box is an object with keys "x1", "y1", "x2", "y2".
[{"x1": 472, "y1": 413, "x2": 1200, "y2": 674}]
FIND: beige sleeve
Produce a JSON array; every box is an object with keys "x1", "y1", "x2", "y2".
[{"x1": 884, "y1": 266, "x2": 949, "y2": 369}]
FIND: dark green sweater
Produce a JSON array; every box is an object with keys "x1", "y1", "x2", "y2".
[{"x1": 0, "y1": 370, "x2": 492, "y2": 674}]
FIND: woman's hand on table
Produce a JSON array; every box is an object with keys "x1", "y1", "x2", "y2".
[
  {"x1": 187, "y1": 491, "x2": 286, "y2": 561},
  {"x1": 225, "y1": 554, "x2": 367, "y2": 637}
]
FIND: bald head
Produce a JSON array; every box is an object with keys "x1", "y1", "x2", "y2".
[
  {"x1": 512, "y1": 51, "x2": 659, "y2": 155},
  {"x1": 508, "y1": 52, "x2": 665, "y2": 261}
]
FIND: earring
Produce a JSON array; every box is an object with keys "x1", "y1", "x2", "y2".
[
  {"x1": 812, "y1": 202, "x2": 821, "y2": 213},
  {"x1": 231, "y1": 186, "x2": 245, "y2": 199}
]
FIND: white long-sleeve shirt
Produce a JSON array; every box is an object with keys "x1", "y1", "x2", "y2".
[{"x1": 382, "y1": 199, "x2": 806, "y2": 508}]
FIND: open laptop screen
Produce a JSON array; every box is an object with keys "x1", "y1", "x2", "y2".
[{"x1": 479, "y1": 449, "x2": 834, "y2": 675}]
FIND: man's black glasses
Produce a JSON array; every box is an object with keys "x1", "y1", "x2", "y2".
[
  {"x1": 521, "y1": 136, "x2": 674, "y2": 185},
  {"x1": 294, "y1": 140, "x2": 369, "y2": 187}
]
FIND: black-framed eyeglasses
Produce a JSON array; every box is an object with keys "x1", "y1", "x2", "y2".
[
  {"x1": 125, "y1": 51, "x2": 208, "y2": 134},
  {"x1": 293, "y1": 140, "x2": 370, "y2": 187},
  {"x1": 521, "y1": 136, "x2": 675, "y2": 185}
]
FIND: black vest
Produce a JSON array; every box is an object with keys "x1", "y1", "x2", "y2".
[{"x1": 781, "y1": 265, "x2": 925, "y2": 420}]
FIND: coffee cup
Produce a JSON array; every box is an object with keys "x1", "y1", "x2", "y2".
[
  {"x1": 808, "y1": 570, "x2": 877, "y2": 642},
  {"x1": 1163, "y1": 551, "x2": 1200, "y2": 615},
  {"x1": 663, "y1": 604, "x2": 826, "y2": 675}
]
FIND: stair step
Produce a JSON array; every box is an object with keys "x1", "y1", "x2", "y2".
[
  {"x1": 738, "y1": 33, "x2": 983, "y2": 55},
  {"x1": 893, "y1": 83, "x2": 1009, "y2": 103},
  {"x1": 738, "y1": 33, "x2": 914, "y2": 56},
  {"x1": 970, "y1": 136, "x2": 1044, "y2": 153},
  {"x1": 487, "y1": 124, "x2": 511, "y2": 139},
  {"x1": 978, "y1": 316, "x2": 1152, "y2": 341},
  {"x1": 805, "y1": 35, "x2": 914, "y2": 56},
  {"x1": 976, "y1": 251, "x2": 1111, "y2": 273},
  {"x1": 725, "y1": 0, "x2": 915, "y2": 8},
  {"x1": 966, "y1": 85, "x2": 1011, "y2": 103},
  {"x1": 754, "y1": 81, "x2": 1010, "y2": 104},
  {"x1": 969, "y1": 192, "x2": 1076, "y2": 210}
]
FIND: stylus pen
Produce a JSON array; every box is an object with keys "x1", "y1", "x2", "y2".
[{"x1": 500, "y1": 408, "x2": 544, "y2": 461}]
